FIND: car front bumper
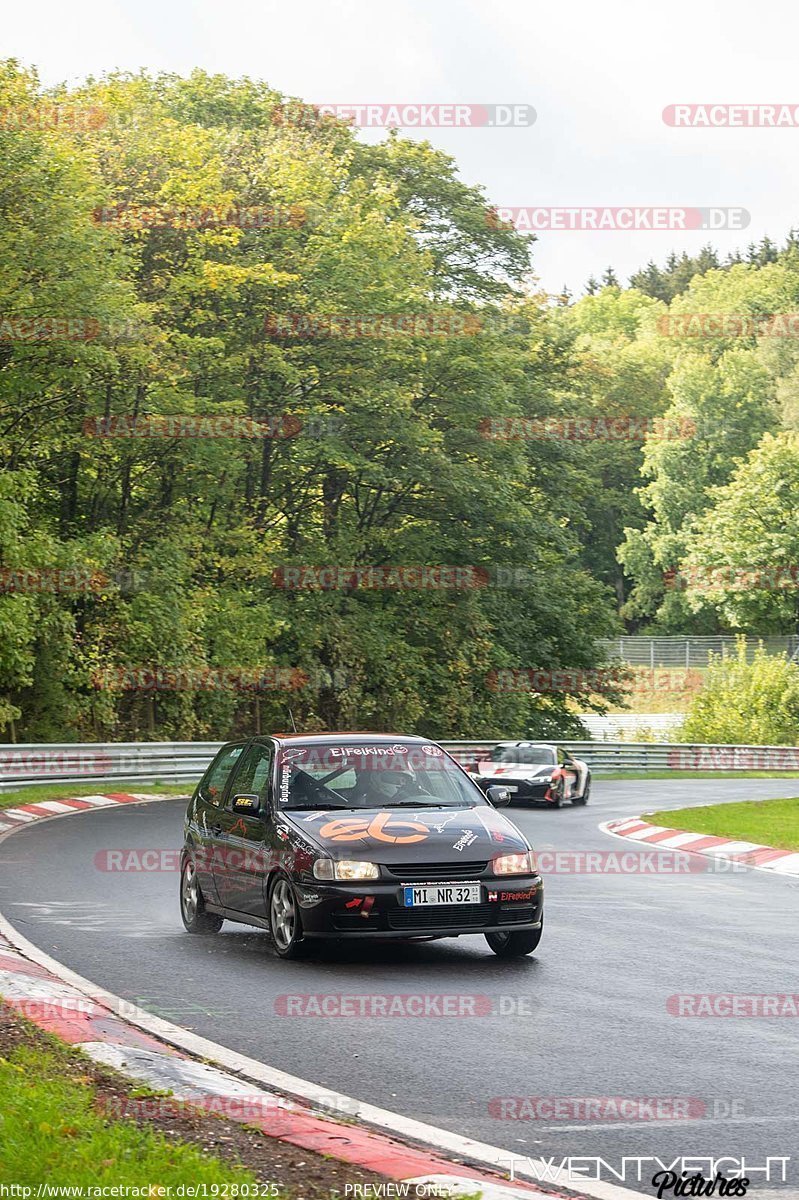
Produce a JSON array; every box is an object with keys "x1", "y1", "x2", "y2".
[
  {"x1": 477, "y1": 776, "x2": 556, "y2": 801},
  {"x1": 292, "y1": 875, "x2": 544, "y2": 938}
]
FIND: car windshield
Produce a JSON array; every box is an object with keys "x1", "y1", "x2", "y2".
[
  {"x1": 276, "y1": 741, "x2": 487, "y2": 810},
  {"x1": 489, "y1": 745, "x2": 556, "y2": 765}
]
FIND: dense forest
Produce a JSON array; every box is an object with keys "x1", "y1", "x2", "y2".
[{"x1": 3, "y1": 60, "x2": 799, "y2": 742}]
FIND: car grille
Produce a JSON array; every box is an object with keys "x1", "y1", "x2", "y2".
[
  {"x1": 388, "y1": 903, "x2": 493, "y2": 930},
  {"x1": 387, "y1": 861, "x2": 488, "y2": 881}
]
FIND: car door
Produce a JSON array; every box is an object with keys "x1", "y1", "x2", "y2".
[
  {"x1": 192, "y1": 742, "x2": 250, "y2": 904},
  {"x1": 212, "y1": 741, "x2": 275, "y2": 915}
]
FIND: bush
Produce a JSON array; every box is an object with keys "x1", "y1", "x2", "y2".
[{"x1": 679, "y1": 638, "x2": 799, "y2": 745}]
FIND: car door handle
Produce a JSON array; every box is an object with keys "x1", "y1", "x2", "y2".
[{"x1": 211, "y1": 823, "x2": 223, "y2": 836}]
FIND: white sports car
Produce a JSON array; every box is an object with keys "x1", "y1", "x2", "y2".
[{"x1": 468, "y1": 742, "x2": 591, "y2": 807}]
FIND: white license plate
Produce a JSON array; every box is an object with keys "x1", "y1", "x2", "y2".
[{"x1": 402, "y1": 882, "x2": 481, "y2": 907}]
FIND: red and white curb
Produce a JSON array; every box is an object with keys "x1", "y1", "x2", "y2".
[
  {"x1": 0, "y1": 790, "x2": 166, "y2": 833},
  {"x1": 601, "y1": 816, "x2": 799, "y2": 875},
  {"x1": 0, "y1": 792, "x2": 645, "y2": 1200}
]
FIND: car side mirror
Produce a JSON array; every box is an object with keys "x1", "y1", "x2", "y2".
[
  {"x1": 231, "y1": 793, "x2": 261, "y2": 815},
  {"x1": 486, "y1": 785, "x2": 511, "y2": 807}
]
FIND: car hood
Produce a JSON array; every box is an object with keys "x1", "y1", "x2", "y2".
[
  {"x1": 280, "y1": 803, "x2": 530, "y2": 864},
  {"x1": 477, "y1": 761, "x2": 554, "y2": 779}
]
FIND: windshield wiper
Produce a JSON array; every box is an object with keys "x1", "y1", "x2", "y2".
[
  {"x1": 379, "y1": 801, "x2": 454, "y2": 808},
  {"x1": 283, "y1": 803, "x2": 352, "y2": 811}
]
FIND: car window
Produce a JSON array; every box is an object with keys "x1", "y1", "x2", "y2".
[
  {"x1": 197, "y1": 744, "x2": 246, "y2": 807},
  {"x1": 490, "y1": 745, "x2": 555, "y2": 765},
  {"x1": 226, "y1": 743, "x2": 273, "y2": 806}
]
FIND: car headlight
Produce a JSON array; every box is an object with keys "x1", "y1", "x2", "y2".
[
  {"x1": 313, "y1": 859, "x2": 380, "y2": 882},
  {"x1": 492, "y1": 851, "x2": 537, "y2": 875}
]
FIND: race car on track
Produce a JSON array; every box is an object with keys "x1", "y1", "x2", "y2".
[
  {"x1": 468, "y1": 741, "x2": 591, "y2": 807},
  {"x1": 180, "y1": 733, "x2": 544, "y2": 960}
]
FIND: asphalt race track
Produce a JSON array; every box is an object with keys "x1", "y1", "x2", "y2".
[{"x1": 2, "y1": 780, "x2": 798, "y2": 1188}]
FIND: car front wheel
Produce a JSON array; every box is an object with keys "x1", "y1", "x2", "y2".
[
  {"x1": 180, "y1": 856, "x2": 223, "y2": 934},
  {"x1": 485, "y1": 923, "x2": 543, "y2": 957},
  {"x1": 269, "y1": 876, "x2": 306, "y2": 959}
]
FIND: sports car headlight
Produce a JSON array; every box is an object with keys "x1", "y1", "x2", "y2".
[
  {"x1": 313, "y1": 859, "x2": 380, "y2": 882},
  {"x1": 492, "y1": 851, "x2": 537, "y2": 875}
]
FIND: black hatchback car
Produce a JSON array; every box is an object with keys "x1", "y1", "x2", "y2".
[{"x1": 181, "y1": 733, "x2": 543, "y2": 959}]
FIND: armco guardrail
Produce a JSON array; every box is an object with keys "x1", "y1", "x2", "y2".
[{"x1": 2, "y1": 739, "x2": 799, "y2": 792}]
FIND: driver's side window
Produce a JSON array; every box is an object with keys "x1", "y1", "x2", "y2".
[
  {"x1": 226, "y1": 744, "x2": 273, "y2": 808},
  {"x1": 198, "y1": 744, "x2": 245, "y2": 807}
]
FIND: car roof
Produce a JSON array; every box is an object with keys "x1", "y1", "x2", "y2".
[
  {"x1": 265, "y1": 732, "x2": 433, "y2": 744},
  {"x1": 496, "y1": 740, "x2": 556, "y2": 748}
]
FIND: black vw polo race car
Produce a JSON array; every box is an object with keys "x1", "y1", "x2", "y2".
[{"x1": 181, "y1": 734, "x2": 543, "y2": 959}]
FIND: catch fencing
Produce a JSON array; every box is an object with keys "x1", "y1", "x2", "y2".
[{"x1": 598, "y1": 635, "x2": 799, "y2": 667}]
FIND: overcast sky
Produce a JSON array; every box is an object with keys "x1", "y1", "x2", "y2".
[{"x1": 7, "y1": 0, "x2": 799, "y2": 294}]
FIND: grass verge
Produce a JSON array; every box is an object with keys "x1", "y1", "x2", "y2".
[
  {"x1": 596, "y1": 770, "x2": 799, "y2": 780},
  {"x1": 644, "y1": 796, "x2": 799, "y2": 852},
  {"x1": 0, "y1": 1001, "x2": 382, "y2": 1195},
  {"x1": 0, "y1": 780, "x2": 191, "y2": 810}
]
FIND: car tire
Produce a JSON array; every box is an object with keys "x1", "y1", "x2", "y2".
[
  {"x1": 269, "y1": 875, "x2": 307, "y2": 959},
  {"x1": 548, "y1": 780, "x2": 563, "y2": 808},
  {"x1": 180, "y1": 855, "x2": 223, "y2": 934},
  {"x1": 572, "y1": 781, "x2": 590, "y2": 806},
  {"x1": 485, "y1": 922, "x2": 543, "y2": 958}
]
